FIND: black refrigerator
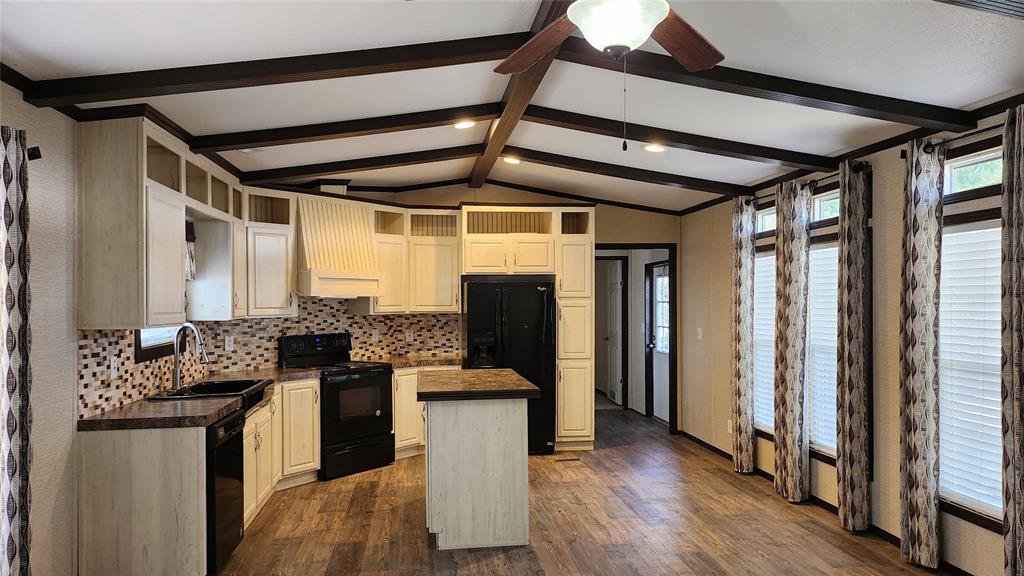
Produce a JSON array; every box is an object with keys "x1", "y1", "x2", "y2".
[{"x1": 462, "y1": 275, "x2": 556, "y2": 454}]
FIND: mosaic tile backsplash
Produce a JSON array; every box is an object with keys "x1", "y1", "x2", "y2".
[{"x1": 78, "y1": 297, "x2": 461, "y2": 418}]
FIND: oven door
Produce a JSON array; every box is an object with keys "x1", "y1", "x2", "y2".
[{"x1": 321, "y1": 371, "x2": 394, "y2": 446}]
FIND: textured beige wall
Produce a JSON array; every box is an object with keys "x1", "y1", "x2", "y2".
[
  {"x1": 679, "y1": 135, "x2": 1002, "y2": 575},
  {"x1": 2, "y1": 83, "x2": 77, "y2": 573}
]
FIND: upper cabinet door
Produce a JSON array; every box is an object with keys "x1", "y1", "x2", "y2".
[
  {"x1": 409, "y1": 238, "x2": 459, "y2": 312},
  {"x1": 145, "y1": 182, "x2": 187, "y2": 327},
  {"x1": 232, "y1": 219, "x2": 248, "y2": 318},
  {"x1": 463, "y1": 236, "x2": 508, "y2": 274},
  {"x1": 556, "y1": 239, "x2": 593, "y2": 298},
  {"x1": 558, "y1": 300, "x2": 594, "y2": 359},
  {"x1": 375, "y1": 235, "x2": 408, "y2": 313},
  {"x1": 247, "y1": 224, "x2": 294, "y2": 317},
  {"x1": 510, "y1": 238, "x2": 555, "y2": 273}
]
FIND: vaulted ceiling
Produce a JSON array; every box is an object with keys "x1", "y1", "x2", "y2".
[{"x1": 3, "y1": 0, "x2": 1023, "y2": 214}]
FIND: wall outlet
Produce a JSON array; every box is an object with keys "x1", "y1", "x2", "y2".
[
  {"x1": 404, "y1": 330, "x2": 414, "y2": 343},
  {"x1": 371, "y1": 329, "x2": 380, "y2": 343},
  {"x1": 109, "y1": 356, "x2": 119, "y2": 380},
  {"x1": 224, "y1": 335, "x2": 235, "y2": 353},
  {"x1": 697, "y1": 327, "x2": 704, "y2": 341},
  {"x1": 727, "y1": 418, "x2": 733, "y2": 435}
]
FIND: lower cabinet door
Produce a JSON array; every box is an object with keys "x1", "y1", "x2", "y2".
[
  {"x1": 281, "y1": 379, "x2": 321, "y2": 476},
  {"x1": 393, "y1": 370, "x2": 421, "y2": 450},
  {"x1": 242, "y1": 423, "x2": 258, "y2": 525},
  {"x1": 256, "y1": 411, "x2": 274, "y2": 505},
  {"x1": 271, "y1": 388, "x2": 283, "y2": 485},
  {"x1": 556, "y1": 361, "x2": 594, "y2": 440}
]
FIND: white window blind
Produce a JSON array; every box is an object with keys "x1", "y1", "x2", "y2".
[
  {"x1": 753, "y1": 253, "x2": 776, "y2": 429},
  {"x1": 806, "y1": 244, "x2": 839, "y2": 453},
  {"x1": 939, "y1": 224, "x2": 1002, "y2": 517}
]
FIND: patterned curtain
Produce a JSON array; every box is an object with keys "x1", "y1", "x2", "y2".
[
  {"x1": 899, "y1": 138, "x2": 945, "y2": 569},
  {"x1": 731, "y1": 197, "x2": 756, "y2": 473},
  {"x1": 773, "y1": 180, "x2": 811, "y2": 502},
  {"x1": 1003, "y1": 104, "x2": 1024, "y2": 576},
  {"x1": 0, "y1": 127, "x2": 31, "y2": 575},
  {"x1": 837, "y1": 160, "x2": 872, "y2": 531}
]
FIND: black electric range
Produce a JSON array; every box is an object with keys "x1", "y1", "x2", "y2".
[{"x1": 279, "y1": 333, "x2": 395, "y2": 480}]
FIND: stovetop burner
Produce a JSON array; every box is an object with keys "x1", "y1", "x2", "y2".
[{"x1": 278, "y1": 333, "x2": 392, "y2": 374}]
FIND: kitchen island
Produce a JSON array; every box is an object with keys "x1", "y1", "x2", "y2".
[{"x1": 417, "y1": 368, "x2": 540, "y2": 550}]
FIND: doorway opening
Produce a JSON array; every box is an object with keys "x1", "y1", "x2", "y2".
[{"x1": 594, "y1": 243, "x2": 678, "y2": 434}]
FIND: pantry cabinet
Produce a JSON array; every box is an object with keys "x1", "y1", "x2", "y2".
[
  {"x1": 558, "y1": 300, "x2": 594, "y2": 359},
  {"x1": 281, "y1": 379, "x2": 320, "y2": 477},
  {"x1": 556, "y1": 238, "x2": 593, "y2": 298},
  {"x1": 556, "y1": 361, "x2": 594, "y2": 440}
]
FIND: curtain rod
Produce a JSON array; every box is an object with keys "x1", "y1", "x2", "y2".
[{"x1": 902, "y1": 122, "x2": 1004, "y2": 157}]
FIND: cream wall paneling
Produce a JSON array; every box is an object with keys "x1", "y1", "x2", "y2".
[
  {"x1": 79, "y1": 427, "x2": 208, "y2": 576},
  {"x1": 76, "y1": 117, "x2": 243, "y2": 328},
  {"x1": 281, "y1": 379, "x2": 321, "y2": 477},
  {"x1": 556, "y1": 360, "x2": 595, "y2": 442}
]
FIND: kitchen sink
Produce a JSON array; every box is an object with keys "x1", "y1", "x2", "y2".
[{"x1": 153, "y1": 378, "x2": 273, "y2": 411}]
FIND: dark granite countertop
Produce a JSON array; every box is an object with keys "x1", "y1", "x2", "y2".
[
  {"x1": 207, "y1": 366, "x2": 323, "y2": 383},
  {"x1": 360, "y1": 354, "x2": 463, "y2": 369},
  {"x1": 417, "y1": 369, "x2": 540, "y2": 401},
  {"x1": 77, "y1": 396, "x2": 242, "y2": 431}
]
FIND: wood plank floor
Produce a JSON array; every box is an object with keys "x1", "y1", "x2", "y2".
[{"x1": 222, "y1": 408, "x2": 942, "y2": 576}]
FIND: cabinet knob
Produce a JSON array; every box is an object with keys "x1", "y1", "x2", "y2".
[{"x1": 375, "y1": 409, "x2": 382, "y2": 417}]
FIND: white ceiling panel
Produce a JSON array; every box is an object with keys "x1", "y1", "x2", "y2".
[
  {"x1": 533, "y1": 60, "x2": 913, "y2": 157},
  {"x1": 508, "y1": 121, "x2": 787, "y2": 185},
  {"x1": 642, "y1": 0, "x2": 1024, "y2": 109},
  {"x1": 1, "y1": 0, "x2": 538, "y2": 79},
  {"x1": 222, "y1": 124, "x2": 489, "y2": 172},
  {"x1": 490, "y1": 161, "x2": 718, "y2": 212},
  {"x1": 302, "y1": 158, "x2": 477, "y2": 187},
  {"x1": 77, "y1": 62, "x2": 508, "y2": 135}
]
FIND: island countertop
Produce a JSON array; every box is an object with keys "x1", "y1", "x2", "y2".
[{"x1": 417, "y1": 369, "x2": 540, "y2": 401}]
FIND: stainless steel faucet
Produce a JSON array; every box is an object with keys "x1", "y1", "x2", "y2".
[{"x1": 173, "y1": 322, "x2": 210, "y2": 391}]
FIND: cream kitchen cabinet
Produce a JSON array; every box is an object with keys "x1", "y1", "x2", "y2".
[
  {"x1": 373, "y1": 235, "x2": 408, "y2": 313},
  {"x1": 556, "y1": 361, "x2": 594, "y2": 441},
  {"x1": 271, "y1": 385, "x2": 283, "y2": 485},
  {"x1": 463, "y1": 235, "x2": 508, "y2": 273},
  {"x1": 558, "y1": 300, "x2": 594, "y2": 359},
  {"x1": 409, "y1": 237, "x2": 460, "y2": 312},
  {"x1": 555, "y1": 238, "x2": 593, "y2": 298},
  {"x1": 463, "y1": 235, "x2": 555, "y2": 274},
  {"x1": 510, "y1": 237, "x2": 555, "y2": 272},
  {"x1": 281, "y1": 379, "x2": 320, "y2": 477},
  {"x1": 232, "y1": 219, "x2": 248, "y2": 317},
  {"x1": 247, "y1": 224, "x2": 295, "y2": 317},
  {"x1": 393, "y1": 369, "x2": 423, "y2": 453},
  {"x1": 243, "y1": 402, "x2": 275, "y2": 527},
  {"x1": 145, "y1": 182, "x2": 187, "y2": 326}
]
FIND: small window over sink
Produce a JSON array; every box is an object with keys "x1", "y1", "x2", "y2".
[{"x1": 135, "y1": 325, "x2": 181, "y2": 362}]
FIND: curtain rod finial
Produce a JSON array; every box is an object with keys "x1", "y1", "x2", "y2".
[{"x1": 26, "y1": 147, "x2": 41, "y2": 161}]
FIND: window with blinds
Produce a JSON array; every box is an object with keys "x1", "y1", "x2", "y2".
[
  {"x1": 806, "y1": 244, "x2": 839, "y2": 453},
  {"x1": 753, "y1": 253, "x2": 776, "y2": 429},
  {"x1": 654, "y1": 268, "x2": 670, "y2": 353},
  {"x1": 938, "y1": 223, "x2": 1002, "y2": 517}
]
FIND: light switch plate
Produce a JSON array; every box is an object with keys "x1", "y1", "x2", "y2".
[
  {"x1": 697, "y1": 327, "x2": 704, "y2": 341},
  {"x1": 405, "y1": 330, "x2": 414, "y2": 343},
  {"x1": 109, "y1": 356, "x2": 119, "y2": 380},
  {"x1": 225, "y1": 335, "x2": 235, "y2": 352},
  {"x1": 371, "y1": 329, "x2": 380, "y2": 343}
]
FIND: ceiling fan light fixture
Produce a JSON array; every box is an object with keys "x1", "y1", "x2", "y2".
[
  {"x1": 502, "y1": 157, "x2": 521, "y2": 165},
  {"x1": 644, "y1": 143, "x2": 666, "y2": 153},
  {"x1": 567, "y1": 0, "x2": 670, "y2": 56},
  {"x1": 454, "y1": 120, "x2": 477, "y2": 130}
]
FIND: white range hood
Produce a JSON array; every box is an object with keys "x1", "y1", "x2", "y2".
[{"x1": 295, "y1": 196, "x2": 381, "y2": 298}]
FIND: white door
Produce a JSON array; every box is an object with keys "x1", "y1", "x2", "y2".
[
  {"x1": 281, "y1": 379, "x2": 320, "y2": 476},
  {"x1": 652, "y1": 264, "x2": 671, "y2": 422},
  {"x1": 232, "y1": 219, "x2": 248, "y2": 318},
  {"x1": 558, "y1": 300, "x2": 594, "y2": 359},
  {"x1": 255, "y1": 409, "x2": 274, "y2": 505},
  {"x1": 374, "y1": 235, "x2": 408, "y2": 313},
  {"x1": 409, "y1": 238, "x2": 459, "y2": 312},
  {"x1": 463, "y1": 236, "x2": 507, "y2": 273},
  {"x1": 556, "y1": 239, "x2": 593, "y2": 298},
  {"x1": 242, "y1": 422, "x2": 258, "y2": 525},
  {"x1": 594, "y1": 262, "x2": 609, "y2": 395},
  {"x1": 510, "y1": 237, "x2": 554, "y2": 273},
  {"x1": 247, "y1": 224, "x2": 293, "y2": 316},
  {"x1": 393, "y1": 370, "x2": 421, "y2": 450},
  {"x1": 557, "y1": 361, "x2": 594, "y2": 439},
  {"x1": 606, "y1": 264, "x2": 623, "y2": 405},
  {"x1": 145, "y1": 182, "x2": 187, "y2": 326}
]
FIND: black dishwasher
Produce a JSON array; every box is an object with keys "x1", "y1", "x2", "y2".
[{"x1": 206, "y1": 410, "x2": 245, "y2": 574}]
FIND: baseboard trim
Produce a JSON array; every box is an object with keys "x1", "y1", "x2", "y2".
[
  {"x1": 396, "y1": 444, "x2": 424, "y2": 460},
  {"x1": 555, "y1": 440, "x2": 594, "y2": 452},
  {"x1": 274, "y1": 470, "x2": 317, "y2": 492},
  {"x1": 678, "y1": 430, "x2": 733, "y2": 461}
]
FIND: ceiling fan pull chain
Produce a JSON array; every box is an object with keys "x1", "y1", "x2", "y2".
[{"x1": 622, "y1": 55, "x2": 628, "y2": 152}]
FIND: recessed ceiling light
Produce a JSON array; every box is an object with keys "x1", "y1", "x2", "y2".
[
  {"x1": 454, "y1": 120, "x2": 477, "y2": 130},
  {"x1": 502, "y1": 157, "x2": 521, "y2": 165},
  {"x1": 644, "y1": 144, "x2": 666, "y2": 153},
  {"x1": 239, "y1": 148, "x2": 263, "y2": 154}
]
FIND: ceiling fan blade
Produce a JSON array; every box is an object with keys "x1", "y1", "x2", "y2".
[
  {"x1": 494, "y1": 15, "x2": 577, "y2": 74},
  {"x1": 650, "y1": 10, "x2": 724, "y2": 72}
]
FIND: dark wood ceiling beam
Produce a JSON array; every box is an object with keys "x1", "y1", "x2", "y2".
[
  {"x1": 502, "y1": 146, "x2": 749, "y2": 197},
  {"x1": 933, "y1": 0, "x2": 1024, "y2": 19},
  {"x1": 346, "y1": 178, "x2": 470, "y2": 193},
  {"x1": 23, "y1": 33, "x2": 530, "y2": 107},
  {"x1": 555, "y1": 36, "x2": 976, "y2": 132},
  {"x1": 191, "y1": 103, "x2": 502, "y2": 153},
  {"x1": 240, "y1": 144, "x2": 483, "y2": 185},
  {"x1": 468, "y1": 0, "x2": 573, "y2": 188},
  {"x1": 522, "y1": 105, "x2": 838, "y2": 172}
]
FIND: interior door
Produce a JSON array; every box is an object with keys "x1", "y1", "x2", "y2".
[
  {"x1": 606, "y1": 262, "x2": 623, "y2": 406},
  {"x1": 594, "y1": 262, "x2": 609, "y2": 395}
]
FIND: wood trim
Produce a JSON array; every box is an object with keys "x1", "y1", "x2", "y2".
[
  {"x1": 947, "y1": 134, "x2": 1002, "y2": 160},
  {"x1": 943, "y1": 183, "x2": 1001, "y2": 205},
  {"x1": 933, "y1": 0, "x2": 1024, "y2": 20},
  {"x1": 240, "y1": 144, "x2": 484, "y2": 184},
  {"x1": 678, "y1": 196, "x2": 734, "y2": 217},
  {"x1": 809, "y1": 217, "x2": 839, "y2": 231},
  {"x1": 485, "y1": 179, "x2": 680, "y2": 216},
  {"x1": 346, "y1": 178, "x2": 469, "y2": 193},
  {"x1": 24, "y1": 33, "x2": 531, "y2": 107},
  {"x1": 133, "y1": 330, "x2": 182, "y2": 363},
  {"x1": 943, "y1": 207, "x2": 1001, "y2": 227},
  {"x1": 595, "y1": 255, "x2": 630, "y2": 411},
  {"x1": 191, "y1": 104, "x2": 502, "y2": 153},
  {"x1": 521, "y1": 105, "x2": 838, "y2": 172},
  {"x1": 502, "y1": 146, "x2": 749, "y2": 196},
  {"x1": 555, "y1": 36, "x2": 976, "y2": 132},
  {"x1": 677, "y1": 431, "x2": 733, "y2": 461},
  {"x1": 938, "y1": 499, "x2": 1003, "y2": 534},
  {"x1": 754, "y1": 427, "x2": 774, "y2": 441},
  {"x1": 468, "y1": 1, "x2": 571, "y2": 187},
  {"x1": 971, "y1": 91, "x2": 1024, "y2": 120},
  {"x1": 809, "y1": 495, "x2": 839, "y2": 515}
]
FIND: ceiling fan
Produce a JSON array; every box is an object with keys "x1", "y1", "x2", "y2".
[{"x1": 494, "y1": 0, "x2": 724, "y2": 75}]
